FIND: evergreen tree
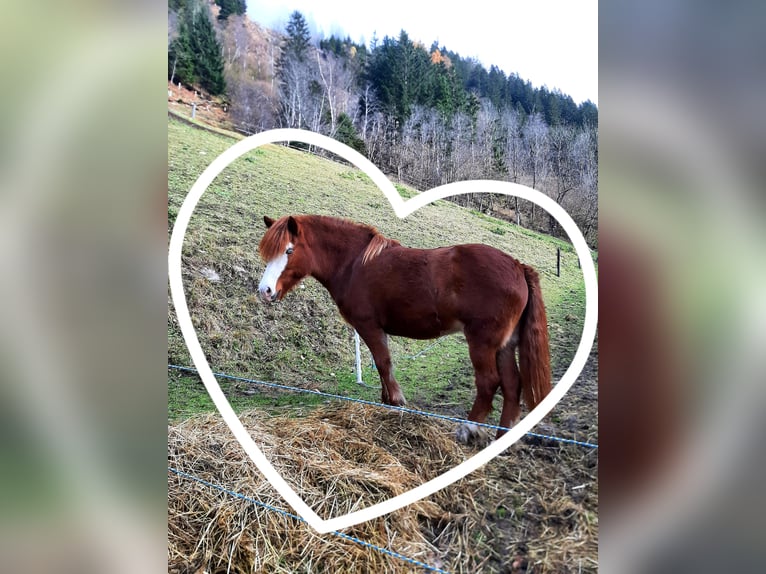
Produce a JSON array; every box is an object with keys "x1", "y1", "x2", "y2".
[
  {"x1": 544, "y1": 89, "x2": 562, "y2": 126},
  {"x1": 168, "y1": 16, "x2": 195, "y2": 86},
  {"x1": 189, "y1": 6, "x2": 226, "y2": 94},
  {"x1": 432, "y1": 66, "x2": 462, "y2": 117},
  {"x1": 215, "y1": 0, "x2": 246, "y2": 21},
  {"x1": 167, "y1": 2, "x2": 226, "y2": 95},
  {"x1": 559, "y1": 94, "x2": 579, "y2": 125},
  {"x1": 486, "y1": 65, "x2": 506, "y2": 109},
  {"x1": 366, "y1": 31, "x2": 432, "y2": 125},
  {"x1": 579, "y1": 100, "x2": 599, "y2": 127},
  {"x1": 335, "y1": 113, "x2": 365, "y2": 153},
  {"x1": 284, "y1": 11, "x2": 311, "y2": 61}
]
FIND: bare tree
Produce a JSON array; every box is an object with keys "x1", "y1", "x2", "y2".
[
  {"x1": 217, "y1": 15, "x2": 281, "y2": 133},
  {"x1": 315, "y1": 50, "x2": 358, "y2": 136},
  {"x1": 220, "y1": 15, "x2": 255, "y2": 75},
  {"x1": 229, "y1": 78, "x2": 277, "y2": 133},
  {"x1": 449, "y1": 111, "x2": 476, "y2": 183},
  {"x1": 359, "y1": 83, "x2": 379, "y2": 141},
  {"x1": 523, "y1": 113, "x2": 549, "y2": 191},
  {"x1": 522, "y1": 113, "x2": 550, "y2": 227},
  {"x1": 278, "y1": 55, "x2": 316, "y2": 129},
  {"x1": 475, "y1": 101, "x2": 500, "y2": 176},
  {"x1": 570, "y1": 126, "x2": 599, "y2": 243},
  {"x1": 501, "y1": 108, "x2": 524, "y2": 223},
  {"x1": 546, "y1": 125, "x2": 579, "y2": 234}
]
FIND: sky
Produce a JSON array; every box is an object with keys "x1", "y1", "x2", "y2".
[{"x1": 246, "y1": 0, "x2": 598, "y2": 105}]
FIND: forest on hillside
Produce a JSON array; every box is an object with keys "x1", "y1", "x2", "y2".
[{"x1": 168, "y1": 0, "x2": 598, "y2": 245}]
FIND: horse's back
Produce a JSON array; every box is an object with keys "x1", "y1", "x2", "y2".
[
  {"x1": 440, "y1": 242, "x2": 528, "y2": 309},
  {"x1": 349, "y1": 243, "x2": 528, "y2": 340}
]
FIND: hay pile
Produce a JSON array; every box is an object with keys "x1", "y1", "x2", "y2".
[{"x1": 168, "y1": 403, "x2": 597, "y2": 573}]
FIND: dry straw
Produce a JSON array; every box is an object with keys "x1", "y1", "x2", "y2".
[{"x1": 168, "y1": 402, "x2": 597, "y2": 573}]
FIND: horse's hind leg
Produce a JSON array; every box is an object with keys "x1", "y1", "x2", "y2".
[
  {"x1": 456, "y1": 340, "x2": 501, "y2": 444},
  {"x1": 358, "y1": 329, "x2": 406, "y2": 406},
  {"x1": 496, "y1": 343, "x2": 522, "y2": 439}
]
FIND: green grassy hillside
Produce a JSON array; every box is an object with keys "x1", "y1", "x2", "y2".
[{"x1": 168, "y1": 117, "x2": 590, "y2": 423}]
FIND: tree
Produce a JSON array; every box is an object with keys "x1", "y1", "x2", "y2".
[
  {"x1": 189, "y1": 6, "x2": 226, "y2": 94},
  {"x1": 335, "y1": 113, "x2": 365, "y2": 153},
  {"x1": 283, "y1": 11, "x2": 311, "y2": 62},
  {"x1": 167, "y1": 1, "x2": 226, "y2": 95},
  {"x1": 315, "y1": 50, "x2": 358, "y2": 136},
  {"x1": 214, "y1": 12, "x2": 596, "y2": 241},
  {"x1": 276, "y1": 12, "x2": 317, "y2": 130},
  {"x1": 229, "y1": 77, "x2": 276, "y2": 133},
  {"x1": 546, "y1": 125, "x2": 578, "y2": 234},
  {"x1": 366, "y1": 31, "x2": 432, "y2": 125},
  {"x1": 522, "y1": 112, "x2": 550, "y2": 227},
  {"x1": 579, "y1": 100, "x2": 599, "y2": 127},
  {"x1": 498, "y1": 107, "x2": 524, "y2": 223},
  {"x1": 570, "y1": 126, "x2": 599, "y2": 242},
  {"x1": 215, "y1": 0, "x2": 246, "y2": 21},
  {"x1": 168, "y1": 18, "x2": 194, "y2": 86},
  {"x1": 277, "y1": 55, "x2": 314, "y2": 129},
  {"x1": 501, "y1": 108, "x2": 523, "y2": 183}
]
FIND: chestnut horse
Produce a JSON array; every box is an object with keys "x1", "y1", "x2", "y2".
[{"x1": 257, "y1": 214, "x2": 551, "y2": 441}]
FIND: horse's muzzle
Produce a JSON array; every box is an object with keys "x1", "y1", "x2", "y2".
[{"x1": 258, "y1": 286, "x2": 280, "y2": 303}]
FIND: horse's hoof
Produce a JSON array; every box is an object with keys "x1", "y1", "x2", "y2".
[
  {"x1": 386, "y1": 392, "x2": 406, "y2": 407},
  {"x1": 455, "y1": 423, "x2": 480, "y2": 445}
]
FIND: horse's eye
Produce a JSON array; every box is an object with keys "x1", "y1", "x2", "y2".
[{"x1": 286, "y1": 247, "x2": 294, "y2": 255}]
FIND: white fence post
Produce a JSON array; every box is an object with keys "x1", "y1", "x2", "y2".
[{"x1": 354, "y1": 330, "x2": 363, "y2": 384}]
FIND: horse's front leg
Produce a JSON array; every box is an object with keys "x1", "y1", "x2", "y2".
[{"x1": 358, "y1": 329, "x2": 406, "y2": 407}]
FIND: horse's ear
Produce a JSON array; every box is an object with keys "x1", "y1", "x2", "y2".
[
  {"x1": 287, "y1": 216, "x2": 299, "y2": 237},
  {"x1": 263, "y1": 216, "x2": 275, "y2": 228}
]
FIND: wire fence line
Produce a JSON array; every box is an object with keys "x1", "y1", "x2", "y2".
[
  {"x1": 168, "y1": 467, "x2": 451, "y2": 574},
  {"x1": 167, "y1": 364, "x2": 598, "y2": 449},
  {"x1": 168, "y1": 358, "x2": 596, "y2": 573}
]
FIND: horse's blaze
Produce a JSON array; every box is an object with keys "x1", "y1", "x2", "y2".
[{"x1": 258, "y1": 242, "x2": 293, "y2": 302}]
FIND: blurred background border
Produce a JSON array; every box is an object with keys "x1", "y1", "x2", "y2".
[{"x1": 0, "y1": 1, "x2": 764, "y2": 572}]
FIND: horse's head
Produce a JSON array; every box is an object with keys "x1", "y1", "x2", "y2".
[{"x1": 257, "y1": 215, "x2": 310, "y2": 303}]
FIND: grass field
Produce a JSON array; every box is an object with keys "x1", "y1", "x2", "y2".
[
  {"x1": 167, "y1": 116, "x2": 598, "y2": 573},
  {"x1": 167, "y1": 116, "x2": 589, "y2": 421}
]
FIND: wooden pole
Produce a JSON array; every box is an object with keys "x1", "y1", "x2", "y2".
[{"x1": 556, "y1": 247, "x2": 561, "y2": 277}]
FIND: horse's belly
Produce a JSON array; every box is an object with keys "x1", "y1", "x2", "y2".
[{"x1": 383, "y1": 316, "x2": 463, "y2": 340}]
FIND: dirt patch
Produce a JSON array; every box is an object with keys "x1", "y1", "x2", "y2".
[{"x1": 168, "y1": 81, "x2": 232, "y2": 129}]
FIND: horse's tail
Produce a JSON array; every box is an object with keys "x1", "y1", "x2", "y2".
[{"x1": 518, "y1": 264, "x2": 552, "y2": 411}]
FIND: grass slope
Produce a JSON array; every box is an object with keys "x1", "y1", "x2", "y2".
[
  {"x1": 167, "y1": 116, "x2": 598, "y2": 573},
  {"x1": 168, "y1": 116, "x2": 590, "y2": 423}
]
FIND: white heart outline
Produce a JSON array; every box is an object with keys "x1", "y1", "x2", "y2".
[{"x1": 168, "y1": 128, "x2": 598, "y2": 534}]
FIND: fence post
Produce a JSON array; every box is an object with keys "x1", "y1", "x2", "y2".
[
  {"x1": 191, "y1": 102, "x2": 196, "y2": 119},
  {"x1": 556, "y1": 247, "x2": 561, "y2": 277},
  {"x1": 354, "y1": 330, "x2": 363, "y2": 384}
]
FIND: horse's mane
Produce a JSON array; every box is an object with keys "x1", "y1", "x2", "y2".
[
  {"x1": 362, "y1": 232, "x2": 399, "y2": 265},
  {"x1": 327, "y1": 216, "x2": 400, "y2": 264},
  {"x1": 258, "y1": 218, "x2": 292, "y2": 261},
  {"x1": 259, "y1": 215, "x2": 400, "y2": 264}
]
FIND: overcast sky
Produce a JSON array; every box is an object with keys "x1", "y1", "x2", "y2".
[{"x1": 246, "y1": 0, "x2": 598, "y2": 105}]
